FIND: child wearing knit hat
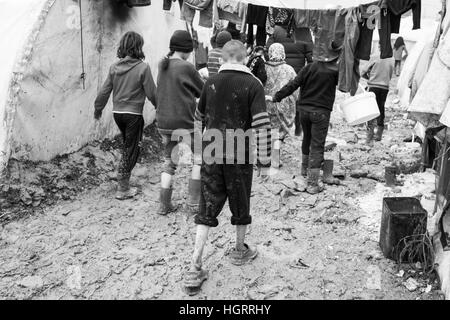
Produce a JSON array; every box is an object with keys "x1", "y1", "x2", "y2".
[
  {"x1": 207, "y1": 30, "x2": 232, "y2": 77},
  {"x1": 156, "y1": 30, "x2": 205, "y2": 216}
]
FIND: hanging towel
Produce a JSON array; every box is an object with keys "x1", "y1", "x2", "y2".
[{"x1": 338, "y1": 8, "x2": 361, "y2": 95}]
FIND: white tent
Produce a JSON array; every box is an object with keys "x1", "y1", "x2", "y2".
[{"x1": 0, "y1": 0, "x2": 185, "y2": 171}]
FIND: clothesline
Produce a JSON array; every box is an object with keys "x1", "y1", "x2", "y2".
[{"x1": 230, "y1": 0, "x2": 377, "y2": 10}]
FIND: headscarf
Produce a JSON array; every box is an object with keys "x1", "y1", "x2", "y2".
[{"x1": 268, "y1": 43, "x2": 286, "y2": 62}]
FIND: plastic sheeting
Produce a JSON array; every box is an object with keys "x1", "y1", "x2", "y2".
[
  {"x1": 0, "y1": 0, "x2": 186, "y2": 170},
  {"x1": 408, "y1": 2, "x2": 450, "y2": 128},
  {"x1": 397, "y1": 38, "x2": 433, "y2": 107},
  {"x1": 0, "y1": 0, "x2": 50, "y2": 171}
]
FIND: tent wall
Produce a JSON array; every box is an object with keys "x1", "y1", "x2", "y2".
[
  {"x1": 1, "y1": 0, "x2": 185, "y2": 167},
  {"x1": 0, "y1": 0, "x2": 51, "y2": 171}
]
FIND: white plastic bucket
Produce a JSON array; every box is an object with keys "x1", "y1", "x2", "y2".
[{"x1": 340, "y1": 87, "x2": 380, "y2": 126}]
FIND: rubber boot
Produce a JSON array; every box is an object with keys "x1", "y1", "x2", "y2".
[
  {"x1": 306, "y1": 168, "x2": 324, "y2": 195},
  {"x1": 366, "y1": 123, "x2": 375, "y2": 146},
  {"x1": 301, "y1": 155, "x2": 309, "y2": 177},
  {"x1": 375, "y1": 126, "x2": 384, "y2": 142},
  {"x1": 115, "y1": 176, "x2": 138, "y2": 200},
  {"x1": 187, "y1": 179, "x2": 201, "y2": 215},
  {"x1": 322, "y1": 160, "x2": 340, "y2": 185},
  {"x1": 157, "y1": 188, "x2": 177, "y2": 216}
]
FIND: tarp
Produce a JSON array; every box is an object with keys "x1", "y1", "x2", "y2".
[
  {"x1": 0, "y1": 0, "x2": 50, "y2": 172},
  {"x1": 0, "y1": 0, "x2": 185, "y2": 171}
]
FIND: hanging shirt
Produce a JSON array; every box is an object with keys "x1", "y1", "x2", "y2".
[
  {"x1": 246, "y1": 4, "x2": 268, "y2": 27},
  {"x1": 355, "y1": 3, "x2": 376, "y2": 61},
  {"x1": 388, "y1": 0, "x2": 422, "y2": 33}
]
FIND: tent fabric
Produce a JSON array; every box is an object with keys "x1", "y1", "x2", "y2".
[
  {"x1": 0, "y1": 0, "x2": 51, "y2": 172},
  {"x1": 397, "y1": 38, "x2": 434, "y2": 106},
  {"x1": 0, "y1": 0, "x2": 186, "y2": 171},
  {"x1": 407, "y1": 15, "x2": 450, "y2": 127}
]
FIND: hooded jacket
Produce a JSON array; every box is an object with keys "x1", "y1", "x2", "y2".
[
  {"x1": 266, "y1": 26, "x2": 313, "y2": 74},
  {"x1": 95, "y1": 56, "x2": 157, "y2": 115},
  {"x1": 362, "y1": 56, "x2": 394, "y2": 90}
]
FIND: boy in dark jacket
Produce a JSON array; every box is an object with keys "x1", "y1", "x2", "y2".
[
  {"x1": 267, "y1": 59, "x2": 340, "y2": 194},
  {"x1": 94, "y1": 31, "x2": 157, "y2": 200},
  {"x1": 184, "y1": 40, "x2": 272, "y2": 295}
]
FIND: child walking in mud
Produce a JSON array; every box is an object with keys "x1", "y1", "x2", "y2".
[
  {"x1": 267, "y1": 57, "x2": 341, "y2": 194},
  {"x1": 94, "y1": 31, "x2": 157, "y2": 200},
  {"x1": 183, "y1": 40, "x2": 272, "y2": 295},
  {"x1": 156, "y1": 30, "x2": 204, "y2": 216}
]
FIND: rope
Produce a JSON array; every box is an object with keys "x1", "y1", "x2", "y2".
[{"x1": 79, "y1": 0, "x2": 86, "y2": 89}]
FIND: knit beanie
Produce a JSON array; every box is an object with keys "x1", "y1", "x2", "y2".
[
  {"x1": 215, "y1": 31, "x2": 232, "y2": 48},
  {"x1": 170, "y1": 30, "x2": 194, "y2": 53}
]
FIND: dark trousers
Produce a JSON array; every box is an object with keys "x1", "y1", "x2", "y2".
[
  {"x1": 113, "y1": 113, "x2": 144, "y2": 180},
  {"x1": 300, "y1": 110, "x2": 330, "y2": 169},
  {"x1": 368, "y1": 87, "x2": 389, "y2": 128},
  {"x1": 295, "y1": 111, "x2": 302, "y2": 136},
  {"x1": 195, "y1": 164, "x2": 253, "y2": 228},
  {"x1": 247, "y1": 24, "x2": 267, "y2": 47},
  {"x1": 395, "y1": 60, "x2": 402, "y2": 75}
]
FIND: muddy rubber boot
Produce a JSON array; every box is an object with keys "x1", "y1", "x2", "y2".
[
  {"x1": 301, "y1": 154, "x2": 309, "y2": 177},
  {"x1": 157, "y1": 188, "x2": 177, "y2": 216},
  {"x1": 306, "y1": 169, "x2": 324, "y2": 195},
  {"x1": 375, "y1": 126, "x2": 384, "y2": 142},
  {"x1": 115, "y1": 177, "x2": 138, "y2": 200},
  {"x1": 366, "y1": 124, "x2": 375, "y2": 146},
  {"x1": 187, "y1": 179, "x2": 201, "y2": 215},
  {"x1": 322, "y1": 160, "x2": 340, "y2": 185}
]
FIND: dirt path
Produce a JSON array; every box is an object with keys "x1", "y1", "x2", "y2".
[{"x1": 0, "y1": 92, "x2": 443, "y2": 300}]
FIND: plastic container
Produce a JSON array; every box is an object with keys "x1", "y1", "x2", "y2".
[
  {"x1": 379, "y1": 197, "x2": 427, "y2": 261},
  {"x1": 340, "y1": 90, "x2": 380, "y2": 126},
  {"x1": 391, "y1": 143, "x2": 422, "y2": 174}
]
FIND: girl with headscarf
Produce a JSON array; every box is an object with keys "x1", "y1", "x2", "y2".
[{"x1": 264, "y1": 43, "x2": 298, "y2": 167}]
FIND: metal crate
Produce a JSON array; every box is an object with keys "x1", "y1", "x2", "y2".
[{"x1": 379, "y1": 197, "x2": 427, "y2": 261}]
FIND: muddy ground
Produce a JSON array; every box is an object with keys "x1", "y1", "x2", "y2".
[{"x1": 0, "y1": 88, "x2": 445, "y2": 300}]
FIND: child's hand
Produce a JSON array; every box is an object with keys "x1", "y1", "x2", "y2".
[{"x1": 265, "y1": 95, "x2": 273, "y2": 102}]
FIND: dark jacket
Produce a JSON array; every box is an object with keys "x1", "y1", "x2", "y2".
[
  {"x1": 195, "y1": 64, "x2": 272, "y2": 166},
  {"x1": 94, "y1": 57, "x2": 157, "y2": 115},
  {"x1": 156, "y1": 58, "x2": 204, "y2": 135},
  {"x1": 247, "y1": 55, "x2": 267, "y2": 85},
  {"x1": 266, "y1": 26, "x2": 313, "y2": 74},
  {"x1": 274, "y1": 61, "x2": 339, "y2": 113}
]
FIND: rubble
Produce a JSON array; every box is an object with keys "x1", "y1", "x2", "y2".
[
  {"x1": 404, "y1": 278, "x2": 420, "y2": 292},
  {"x1": 0, "y1": 124, "x2": 162, "y2": 224}
]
